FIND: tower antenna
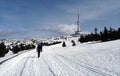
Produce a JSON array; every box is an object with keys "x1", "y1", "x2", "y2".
[{"x1": 77, "y1": 10, "x2": 80, "y2": 32}]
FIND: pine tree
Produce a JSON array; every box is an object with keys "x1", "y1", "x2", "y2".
[
  {"x1": 62, "y1": 41, "x2": 66, "y2": 47},
  {"x1": 71, "y1": 40, "x2": 76, "y2": 46},
  {"x1": 94, "y1": 28, "x2": 100, "y2": 41},
  {"x1": 94, "y1": 28, "x2": 98, "y2": 34},
  {"x1": 12, "y1": 45, "x2": 20, "y2": 54},
  {"x1": 117, "y1": 28, "x2": 120, "y2": 39},
  {"x1": 102, "y1": 27, "x2": 109, "y2": 41},
  {"x1": 0, "y1": 42, "x2": 9, "y2": 57}
]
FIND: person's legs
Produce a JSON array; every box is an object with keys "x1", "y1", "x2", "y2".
[{"x1": 38, "y1": 51, "x2": 40, "y2": 58}]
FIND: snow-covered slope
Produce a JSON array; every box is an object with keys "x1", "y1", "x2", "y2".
[{"x1": 0, "y1": 39, "x2": 120, "y2": 76}]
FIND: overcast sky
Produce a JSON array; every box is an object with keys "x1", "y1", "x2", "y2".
[{"x1": 0, "y1": 0, "x2": 120, "y2": 38}]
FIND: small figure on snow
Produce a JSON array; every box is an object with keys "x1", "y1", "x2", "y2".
[{"x1": 36, "y1": 43, "x2": 43, "y2": 58}]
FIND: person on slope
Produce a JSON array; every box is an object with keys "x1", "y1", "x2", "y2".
[{"x1": 37, "y1": 43, "x2": 43, "y2": 58}]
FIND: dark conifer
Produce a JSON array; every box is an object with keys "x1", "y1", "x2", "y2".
[
  {"x1": 71, "y1": 40, "x2": 76, "y2": 46},
  {"x1": 0, "y1": 42, "x2": 9, "y2": 57},
  {"x1": 62, "y1": 41, "x2": 66, "y2": 47}
]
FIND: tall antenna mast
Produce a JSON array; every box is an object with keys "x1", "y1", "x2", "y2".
[{"x1": 77, "y1": 11, "x2": 80, "y2": 32}]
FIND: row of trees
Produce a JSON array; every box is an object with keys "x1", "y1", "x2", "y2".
[
  {"x1": 62, "y1": 40, "x2": 76, "y2": 47},
  {"x1": 79, "y1": 27, "x2": 120, "y2": 43},
  {"x1": 0, "y1": 42, "x2": 36, "y2": 57},
  {"x1": 42, "y1": 41, "x2": 61, "y2": 46},
  {"x1": 11, "y1": 44, "x2": 36, "y2": 54}
]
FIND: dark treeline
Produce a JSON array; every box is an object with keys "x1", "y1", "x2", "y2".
[
  {"x1": 79, "y1": 27, "x2": 120, "y2": 43},
  {"x1": 42, "y1": 41, "x2": 61, "y2": 46},
  {"x1": 11, "y1": 44, "x2": 36, "y2": 54},
  {"x1": 0, "y1": 42, "x2": 36, "y2": 57}
]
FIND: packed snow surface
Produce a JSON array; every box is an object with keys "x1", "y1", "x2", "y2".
[{"x1": 0, "y1": 39, "x2": 120, "y2": 76}]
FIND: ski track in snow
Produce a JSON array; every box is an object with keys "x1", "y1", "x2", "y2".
[
  {"x1": 0, "y1": 51, "x2": 35, "y2": 76},
  {"x1": 55, "y1": 54, "x2": 116, "y2": 76},
  {"x1": 0, "y1": 39, "x2": 120, "y2": 76},
  {"x1": 43, "y1": 53, "x2": 70, "y2": 76},
  {"x1": 42, "y1": 56, "x2": 56, "y2": 76}
]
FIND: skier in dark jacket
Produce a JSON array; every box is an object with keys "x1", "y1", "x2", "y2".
[{"x1": 37, "y1": 43, "x2": 43, "y2": 58}]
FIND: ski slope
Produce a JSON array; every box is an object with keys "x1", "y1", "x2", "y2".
[{"x1": 0, "y1": 39, "x2": 120, "y2": 76}]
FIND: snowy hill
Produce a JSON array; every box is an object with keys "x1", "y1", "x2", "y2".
[{"x1": 0, "y1": 39, "x2": 120, "y2": 76}]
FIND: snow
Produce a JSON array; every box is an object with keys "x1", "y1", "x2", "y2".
[{"x1": 0, "y1": 39, "x2": 120, "y2": 76}]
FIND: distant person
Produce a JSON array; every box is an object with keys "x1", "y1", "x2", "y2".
[{"x1": 36, "y1": 43, "x2": 43, "y2": 58}]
